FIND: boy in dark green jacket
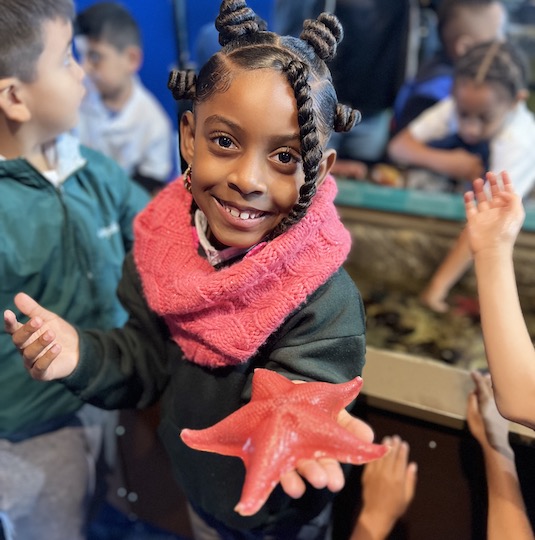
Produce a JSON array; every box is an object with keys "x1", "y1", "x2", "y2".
[{"x1": 0, "y1": 1, "x2": 149, "y2": 538}]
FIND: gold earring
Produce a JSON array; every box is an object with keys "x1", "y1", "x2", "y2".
[{"x1": 183, "y1": 164, "x2": 192, "y2": 193}]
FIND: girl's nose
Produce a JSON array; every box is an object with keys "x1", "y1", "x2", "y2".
[{"x1": 228, "y1": 154, "x2": 267, "y2": 197}]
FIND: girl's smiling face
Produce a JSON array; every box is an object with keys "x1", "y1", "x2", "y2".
[
  {"x1": 453, "y1": 77, "x2": 517, "y2": 145},
  {"x1": 180, "y1": 68, "x2": 334, "y2": 250}
]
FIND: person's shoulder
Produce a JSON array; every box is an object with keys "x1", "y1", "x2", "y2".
[
  {"x1": 78, "y1": 144, "x2": 135, "y2": 185},
  {"x1": 497, "y1": 102, "x2": 535, "y2": 142},
  {"x1": 308, "y1": 267, "x2": 363, "y2": 308}
]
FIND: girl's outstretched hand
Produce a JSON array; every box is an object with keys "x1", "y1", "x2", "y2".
[
  {"x1": 3, "y1": 292, "x2": 80, "y2": 381},
  {"x1": 280, "y1": 408, "x2": 375, "y2": 498},
  {"x1": 464, "y1": 171, "x2": 525, "y2": 257}
]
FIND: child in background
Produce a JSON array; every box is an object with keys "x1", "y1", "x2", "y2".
[
  {"x1": 75, "y1": 1, "x2": 175, "y2": 194},
  {"x1": 466, "y1": 371, "x2": 534, "y2": 539},
  {"x1": 4, "y1": 1, "x2": 374, "y2": 538},
  {"x1": 388, "y1": 40, "x2": 535, "y2": 312},
  {"x1": 392, "y1": 0, "x2": 508, "y2": 134},
  {"x1": 464, "y1": 172, "x2": 535, "y2": 430},
  {"x1": 0, "y1": 0, "x2": 149, "y2": 538}
]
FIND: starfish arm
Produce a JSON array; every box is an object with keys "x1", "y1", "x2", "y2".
[
  {"x1": 291, "y1": 410, "x2": 388, "y2": 464},
  {"x1": 287, "y1": 376, "x2": 363, "y2": 416},
  {"x1": 250, "y1": 368, "x2": 296, "y2": 400},
  {"x1": 180, "y1": 401, "x2": 269, "y2": 456},
  {"x1": 235, "y1": 413, "x2": 300, "y2": 516},
  {"x1": 235, "y1": 408, "x2": 387, "y2": 516}
]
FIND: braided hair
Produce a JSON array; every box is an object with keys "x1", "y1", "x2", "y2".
[
  {"x1": 168, "y1": 0, "x2": 360, "y2": 236},
  {"x1": 454, "y1": 40, "x2": 529, "y2": 101}
]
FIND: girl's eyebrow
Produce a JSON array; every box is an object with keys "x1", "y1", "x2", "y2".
[{"x1": 205, "y1": 114, "x2": 301, "y2": 146}]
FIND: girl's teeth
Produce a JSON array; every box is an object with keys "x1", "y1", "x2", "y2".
[{"x1": 225, "y1": 205, "x2": 260, "y2": 220}]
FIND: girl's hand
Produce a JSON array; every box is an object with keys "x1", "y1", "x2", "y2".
[
  {"x1": 464, "y1": 171, "x2": 525, "y2": 257},
  {"x1": 279, "y1": 409, "x2": 374, "y2": 498},
  {"x1": 4, "y1": 293, "x2": 80, "y2": 381}
]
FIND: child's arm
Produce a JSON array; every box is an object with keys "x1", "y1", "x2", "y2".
[
  {"x1": 350, "y1": 436, "x2": 417, "y2": 540},
  {"x1": 466, "y1": 172, "x2": 535, "y2": 428},
  {"x1": 419, "y1": 228, "x2": 472, "y2": 313},
  {"x1": 387, "y1": 128, "x2": 484, "y2": 181},
  {"x1": 466, "y1": 371, "x2": 534, "y2": 540}
]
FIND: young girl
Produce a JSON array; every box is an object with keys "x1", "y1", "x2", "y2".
[
  {"x1": 4, "y1": 1, "x2": 373, "y2": 538},
  {"x1": 389, "y1": 40, "x2": 535, "y2": 312}
]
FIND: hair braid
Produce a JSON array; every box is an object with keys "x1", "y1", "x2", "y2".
[
  {"x1": 270, "y1": 59, "x2": 323, "y2": 237},
  {"x1": 216, "y1": 0, "x2": 262, "y2": 46},
  {"x1": 167, "y1": 69, "x2": 197, "y2": 101}
]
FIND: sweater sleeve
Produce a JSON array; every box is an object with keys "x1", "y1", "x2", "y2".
[
  {"x1": 62, "y1": 253, "x2": 172, "y2": 410},
  {"x1": 260, "y1": 268, "x2": 366, "y2": 386}
]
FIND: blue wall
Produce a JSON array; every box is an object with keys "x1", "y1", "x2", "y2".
[{"x1": 74, "y1": 0, "x2": 274, "y2": 129}]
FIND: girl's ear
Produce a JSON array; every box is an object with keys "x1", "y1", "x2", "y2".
[
  {"x1": 316, "y1": 148, "x2": 337, "y2": 187},
  {"x1": 0, "y1": 78, "x2": 31, "y2": 122},
  {"x1": 179, "y1": 110, "x2": 195, "y2": 164}
]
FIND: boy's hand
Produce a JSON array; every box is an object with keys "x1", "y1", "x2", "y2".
[
  {"x1": 280, "y1": 409, "x2": 375, "y2": 498},
  {"x1": 464, "y1": 171, "x2": 525, "y2": 257},
  {"x1": 4, "y1": 293, "x2": 80, "y2": 381}
]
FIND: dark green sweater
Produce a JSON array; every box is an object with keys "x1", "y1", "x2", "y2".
[
  {"x1": 0, "y1": 142, "x2": 149, "y2": 436},
  {"x1": 64, "y1": 253, "x2": 366, "y2": 533}
]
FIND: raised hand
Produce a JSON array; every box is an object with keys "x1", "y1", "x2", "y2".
[
  {"x1": 464, "y1": 171, "x2": 525, "y2": 258},
  {"x1": 4, "y1": 292, "x2": 80, "y2": 381}
]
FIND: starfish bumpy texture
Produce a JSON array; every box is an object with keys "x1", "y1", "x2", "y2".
[{"x1": 180, "y1": 368, "x2": 387, "y2": 516}]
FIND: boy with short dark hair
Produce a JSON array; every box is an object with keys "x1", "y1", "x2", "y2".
[
  {"x1": 0, "y1": 0, "x2": 149, "y2": 537},
  {"x1": 75, "y1": 1, "x2": 176, "y2": 194}
]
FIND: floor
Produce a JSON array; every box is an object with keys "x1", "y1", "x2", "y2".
[{"x1": 88, "y1": 502, "x2": 189, "y2": 540}]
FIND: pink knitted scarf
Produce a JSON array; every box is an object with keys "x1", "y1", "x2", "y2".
[{"x1": 133, "y1": 175, "x2": 351, "y2": 368}]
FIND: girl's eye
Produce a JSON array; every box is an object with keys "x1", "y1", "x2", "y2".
[
  {"x1": 215, "y1": 136, "x2": 234, "y2": 149},
  {"x1": 278, "y1": 151, "x2": 293, "y2": 164},
  {"x1": 276, "y1": 149, "x2": 299, "y2": 165}
]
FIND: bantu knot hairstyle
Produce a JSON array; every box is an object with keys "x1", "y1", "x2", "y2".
[{"x1": 167, "y1": 0, "x2": 360, "y2": 236}]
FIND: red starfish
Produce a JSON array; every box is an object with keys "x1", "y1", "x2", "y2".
[{"x1": 180, "y1": 368, "x2": 387, "y2": 516}]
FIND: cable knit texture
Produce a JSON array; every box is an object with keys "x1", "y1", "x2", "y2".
[{"x1": 133, "y1": 175, "x2": 351, "y2": 367}]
